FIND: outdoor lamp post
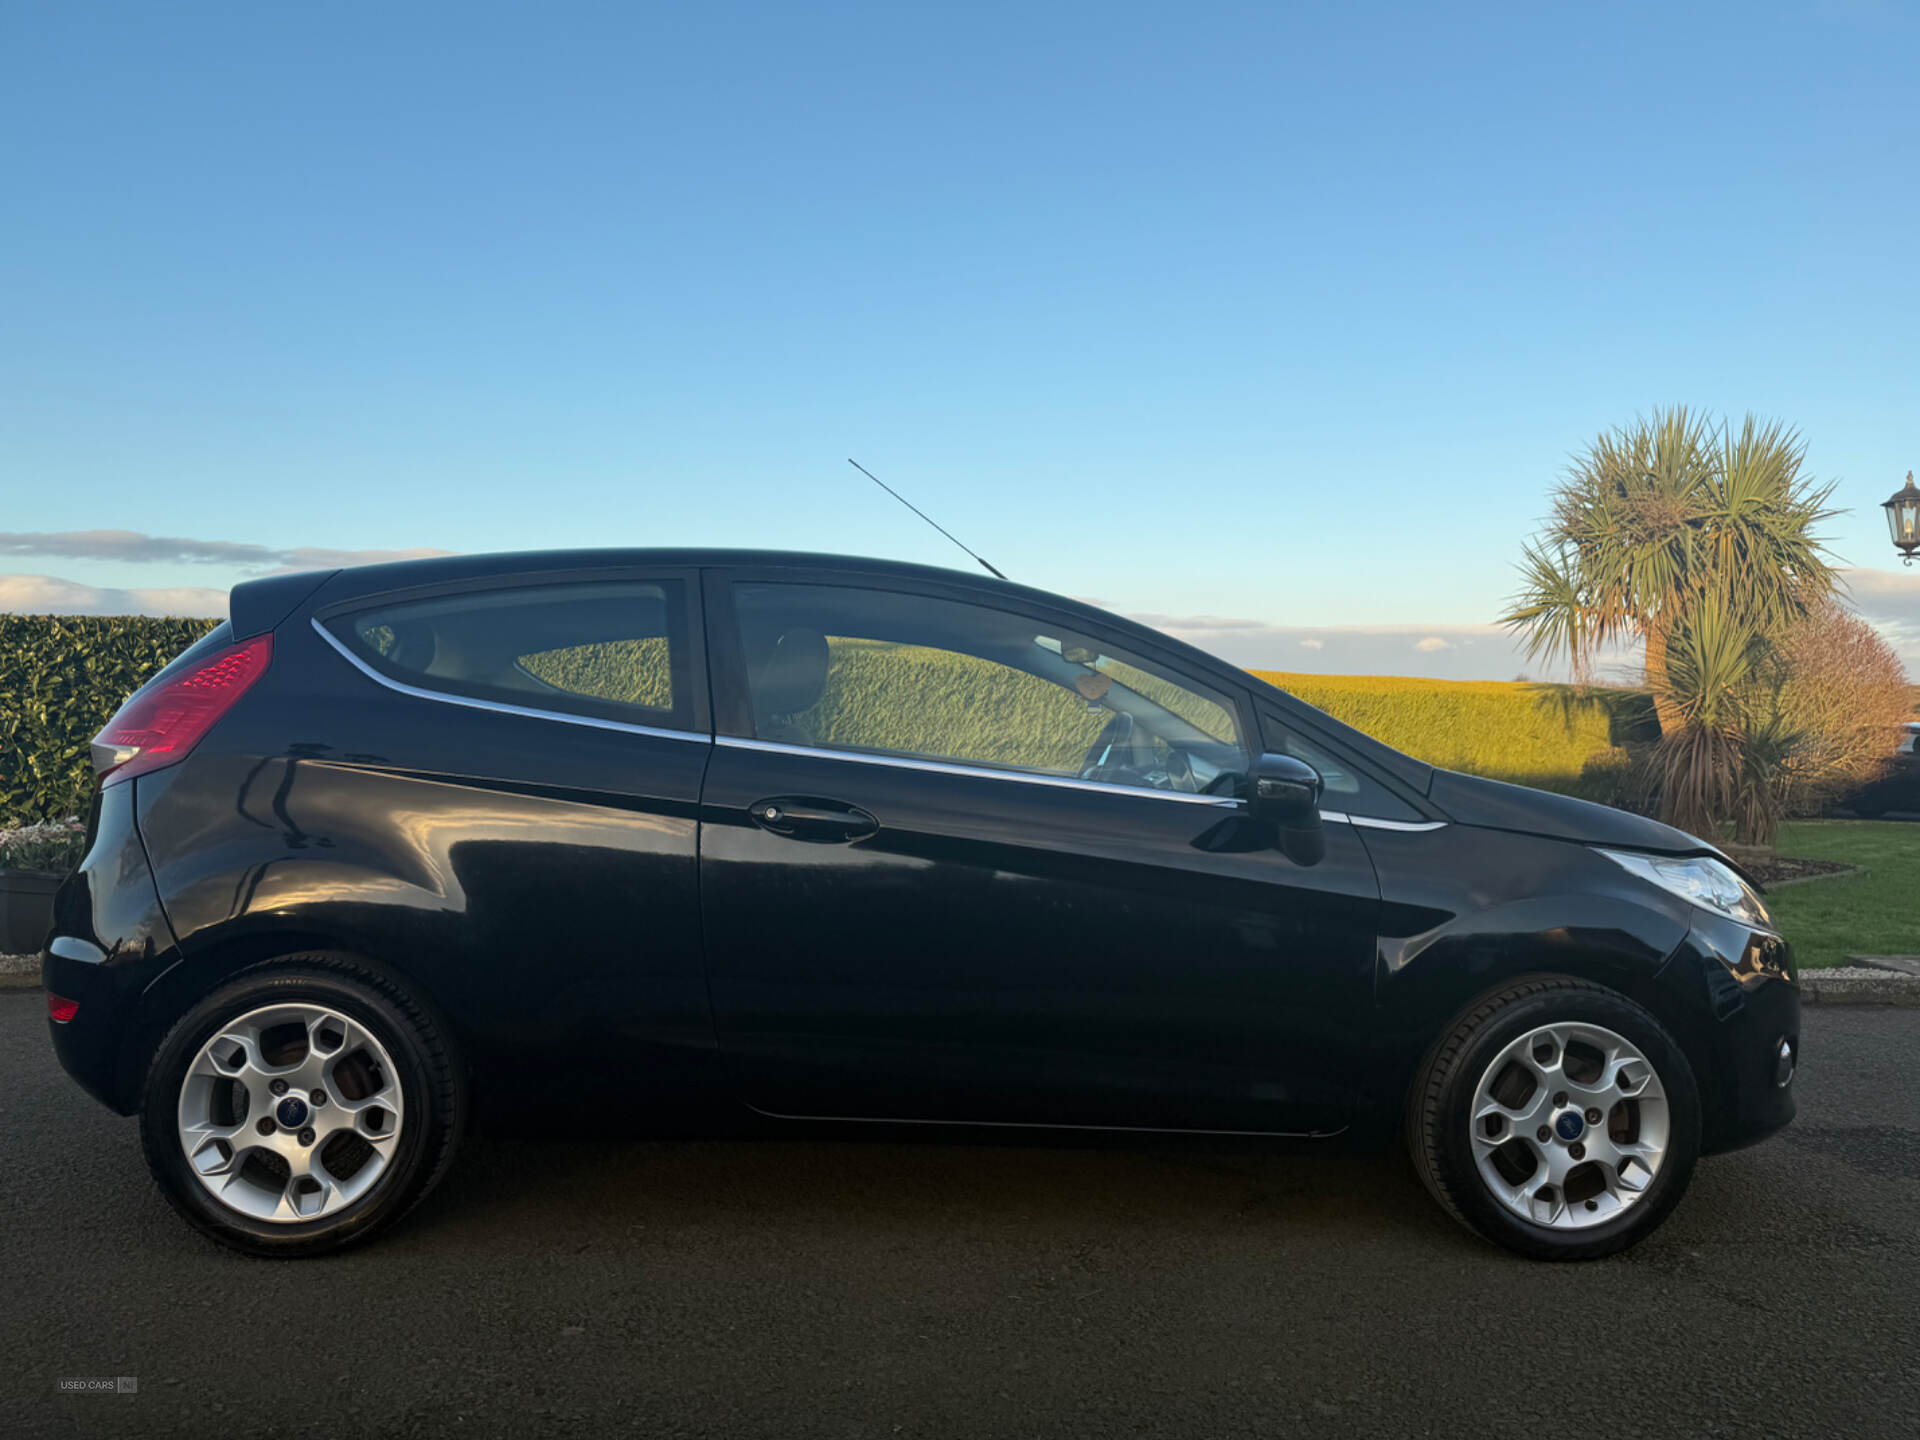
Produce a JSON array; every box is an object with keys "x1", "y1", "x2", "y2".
[{"x1": 1885, "y1": 471, "x2": 1920, "y2": 566}]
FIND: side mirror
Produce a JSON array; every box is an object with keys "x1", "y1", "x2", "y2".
[{"x1": 1247, "y1": 752, "x2": 1323, "y2": 828}]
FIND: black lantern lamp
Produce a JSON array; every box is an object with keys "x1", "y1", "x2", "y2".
[{"x1": 1885, "y1": 471, "x2": 1920, "y2": 566}]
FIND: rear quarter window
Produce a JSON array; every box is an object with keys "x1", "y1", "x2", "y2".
[{"x1": 326, "y1": 580, "x2": 694, "y2": 731}]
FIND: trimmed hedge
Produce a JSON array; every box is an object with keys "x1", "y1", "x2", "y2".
[
  {"x1": 1253, "y1": 670, "x2": 1655, "y2": 799},
  {"x1": 802, "y1": 653, "x2": 1650, "y2": 798},
  {"x1": 1, "y1": 615, "x2": 221, "y2": 826},
  {"x1": 519, "y1": 637, "x2": 675, "y2": 711},
  {"x1": 808, "y1": 642, "x2": 1111, "y2": 771}
]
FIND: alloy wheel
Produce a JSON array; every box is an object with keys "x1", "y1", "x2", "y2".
[
  {"x1": 1467, "y1": 1021, "x2": 1669, "y2": 1230},
  {"x1": 176, "y1": 1002, "x2": 405, "y2": 1223}
]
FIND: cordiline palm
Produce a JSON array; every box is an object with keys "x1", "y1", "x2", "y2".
[
  {"x1": 1648, "y1": 589, "x2": 1789, "y2": 842},
  {"x1": 1503, "y1": 408, "x2": 1839, "y2": 737}
]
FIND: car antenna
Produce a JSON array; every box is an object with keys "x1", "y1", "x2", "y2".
[{"x1": 848, "y1": 458, "x2": 1007, "y2": 580}]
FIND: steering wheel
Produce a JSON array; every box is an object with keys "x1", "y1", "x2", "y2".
[{"x1": 1078, "y1": 710, "x2": 1136, "y2": 782}]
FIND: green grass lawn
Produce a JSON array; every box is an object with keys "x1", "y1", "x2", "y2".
[{"x1": 1764, "y1": 821, "x2": 1918, "y2": 970}]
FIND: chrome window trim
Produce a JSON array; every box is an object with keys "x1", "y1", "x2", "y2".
[
  {"x1": 715, "y1": 737, "x2": 1444, "y2": 827},
  {"x1": 716, "y1": 735, "x2": 1243, "y2": 806},
  {"x1": 309, "y1": 624, "x2": 1452, "y2": 828},
  {"x1": 310, "y1": 618, "x2": 708, "y2": 745},
  {"x1": 1322, "y1": 812, "x2": 1448, "y2": 833}
]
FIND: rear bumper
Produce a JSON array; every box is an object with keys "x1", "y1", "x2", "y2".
[
  {"x1": 42, "y1": 781, "x2": 180, "y2": 1116},
  {"x1": 44, "y1": 937, "x2": 144, "y2": 1112}
]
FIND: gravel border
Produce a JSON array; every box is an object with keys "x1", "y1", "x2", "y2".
[
  {"x1": 1846, "y1": 954, "x2": 1920, "y2": 976},
  {"x1": 0, "y1": 953, "x2": 39, "y2": 990},
  {"x1": 1800, "y1": 968, "x2": 1920, "y2": 1006}
]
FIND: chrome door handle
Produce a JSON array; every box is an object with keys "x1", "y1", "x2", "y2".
[{"x1": 748, "y1": 797, "x2": 878, "y2": 842}]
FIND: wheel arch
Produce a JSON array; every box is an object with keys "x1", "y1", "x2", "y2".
[
  {"x1": 116, "y1": 929, "x2": 470, "y2": 1115},
  {"x1": 1371, "y1": 930, "x2": 1703, "y2": 1118}
]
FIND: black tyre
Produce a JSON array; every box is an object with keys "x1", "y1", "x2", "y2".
[
  {"x1": 138, "y1": 954, "x2": 465, "y2": 1257},
  {"x1": 1406, "y1": 975, "x2": 1700, "y2": 1261}
]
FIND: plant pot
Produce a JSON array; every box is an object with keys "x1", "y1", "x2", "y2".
[{"x1": 0, "y1": 868, "x2": 62, "y2": 955}]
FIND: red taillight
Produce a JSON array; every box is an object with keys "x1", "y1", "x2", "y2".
[
  {"x1": 94, "y1": 634, "x2": 273, "y2": 787},
  {"x1": 48, "y1": 993, "x2": 79, "y2": 1023}
]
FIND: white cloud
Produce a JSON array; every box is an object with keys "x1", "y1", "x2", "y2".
[
  {"x1": 0, "y1": 573, "x2": 229, "y2": 617},
  {"x1": 1125, "y1": 610, "x2": 1640, "y2": 681},
  {"x1": 1123, "y1": 572, "x2": 1920, "y2": 683},
  {"x1": 0, "y1": 531, "x2": 457, "y2": 618},
  {"x1": 0, "y1": 529, "x2": 449, "y2": 574}
]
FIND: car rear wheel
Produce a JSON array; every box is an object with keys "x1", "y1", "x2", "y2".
[
  {"x1": 139, "y1": 955, "x2": 465, "y2": 1256},
  {"x1": 1406, "y1": 975, "x2": 1701, "y2": 1260}
]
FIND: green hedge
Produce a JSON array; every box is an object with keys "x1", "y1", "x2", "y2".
[
  {"x1": 1, "y1": 615, "x2": 221, "y2": 826},
  {"x1": 789, "y1": 650, "x2": 1648, "y2": 798},
  {"x1": 807, "y1": 642, "x2": 1112, "y2": 771},
  {"x1": 1253, "y1": 670, "x2": 1656, "y2": 799}
]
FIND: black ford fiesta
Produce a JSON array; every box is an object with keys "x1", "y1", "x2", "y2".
[{"x1": 43, "y1": 549, "x2": 1797, "y2": 1259}]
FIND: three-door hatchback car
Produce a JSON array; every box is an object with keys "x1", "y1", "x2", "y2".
[{"x1": 44, "y1": 550, "x2": 1798, "y2": 1259}]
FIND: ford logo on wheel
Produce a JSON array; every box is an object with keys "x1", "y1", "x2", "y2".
[{"x1": 1554, "y1": 1110, "x2": 1585, "y2": 1142}]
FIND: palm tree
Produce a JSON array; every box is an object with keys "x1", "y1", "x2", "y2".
[{"x1": 1503, "y1": 408, "x2": 1839, "y2": 833}]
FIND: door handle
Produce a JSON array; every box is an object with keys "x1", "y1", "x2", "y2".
[{"x1": 749, "y1": 797, "x2": 879, "y2": 842}]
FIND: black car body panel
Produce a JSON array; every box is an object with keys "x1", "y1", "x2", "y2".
[
  {"x1": 136, "y1": 580, "x2": 719, "y2": 1114},
  {"x1": 42, "y1": 548, "x2": 1798, "y2": 1164},
  {"x1": 1353, "y1": 822, "x2": 1794, "y2": 1152},
  {"x1": 42, "y1": 782, "x2": 179, "y2": 1111},
  {"x1": 229, "y1": 568, "x2": 338, "y2": 641},
  {"x1": 1424, "y1": 769, "x2": 1731, "y2": 858},
  {"x1": 700, "y1": 740, "x2": 1381, "y2": 1134}
]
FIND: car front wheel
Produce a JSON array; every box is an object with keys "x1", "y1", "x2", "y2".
[
  {"x1": 1406, "y1": 975, "x2": 1701, "y2": 1261},
  {"x1": 139, "y1": 955, "x2": 465, "y2": 1256}
]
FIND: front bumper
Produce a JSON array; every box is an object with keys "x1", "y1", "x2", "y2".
[{"x1": 1654, "y1": 915, "x2": 1799, "y2": 1154}]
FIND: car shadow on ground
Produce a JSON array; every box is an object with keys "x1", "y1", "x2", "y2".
[{"x1": 397, "y1": 1119, "x2": 1470, "y2": 1257}]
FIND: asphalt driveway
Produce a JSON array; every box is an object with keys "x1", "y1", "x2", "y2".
[{"x1": 2, "y1": 992, "x2": 1916, "y2": 1439}]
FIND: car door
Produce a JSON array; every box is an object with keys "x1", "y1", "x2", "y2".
[{"x1": 695, "y1": 566, "x2": 1384, "y2": 1135}]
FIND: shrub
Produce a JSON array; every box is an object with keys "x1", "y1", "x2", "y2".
[
  {"x1": 0, "y1": 818, "x2": 88, "y2": 874},
  {"x1": 1767, "y1": 601, "x2": 1911, "y2": 815},
  {"x1": 0, "y1": 615, "x2": 221, "y2": 826}
]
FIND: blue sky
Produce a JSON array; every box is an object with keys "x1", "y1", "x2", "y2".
[{"x1": 3, "y1": 1, "x2": 1916, "y2": 678}]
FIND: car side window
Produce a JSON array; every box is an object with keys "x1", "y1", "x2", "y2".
[
  {"x1": 329, "y1": 580, "x2": 695, "y2": 730},
  {"x1": 729, "y1": 581, "x2": 1251, "y2": 796},
  {"x1": 1259, "y1": 709, "x2": 1421, "y2": 821}
]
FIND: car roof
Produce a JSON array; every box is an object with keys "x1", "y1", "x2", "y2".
[
  {"x1": 293, "y1": 547, "x2": 1126, "y2": 635},
  {"x1": 309, "y1": 547, "x2": 1003, "y2": 596}
]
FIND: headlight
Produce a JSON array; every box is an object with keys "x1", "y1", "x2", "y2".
[{"x1": 1596, "y1": 848, "x2": 1773, "y2": 929}]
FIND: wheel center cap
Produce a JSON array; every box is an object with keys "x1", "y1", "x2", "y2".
[
  {"x1": 1554, "y1": 1110, "x2": 1585, "y2": 1142},
  {"x1": 275, "y1": 1096, "x2": 310, "y2": 1130}
]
